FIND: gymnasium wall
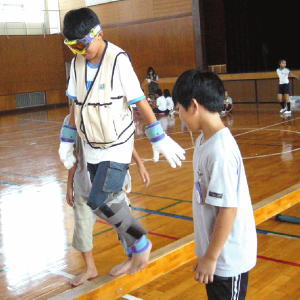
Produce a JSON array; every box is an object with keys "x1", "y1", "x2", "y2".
[
  {"x1": 203, "y1": 0, "x2": 226, "y2": 66},
  {"x1": 149, "y1": 72, "x2": 300, "y2": 104},
  {"x1": 0, "y1": 34, "x2": 67, "y2": 112},
  {"x1": 221, "y1": 73, "x2": 300, "y2": 103},
  {"x1": 59, "y1": 0, "x2": 196, "y2": 81}
]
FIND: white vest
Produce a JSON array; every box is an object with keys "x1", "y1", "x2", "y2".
[{"x1": 74, "y1": 41, "x2": 135, "y2": 149}]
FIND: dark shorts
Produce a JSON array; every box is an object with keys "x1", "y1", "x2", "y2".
[
  {"x1": 205, "y1": 272, "x2": 248, "y2": 300},
  {"x1": 225, "y1": 104, "x2": 233, "y2": 112},
  {"x1": 153, "y1": 107, "x2": 169, "y2": 115},
  {"x1": 148, "y1": 82, "x2": 159, "y2": 96},
  {"x1": 278, "y1": 84, "x2": 290, "y2": 95},
  {"x1": 87, "y1": 161, "x2": 129, "y2": 210}
]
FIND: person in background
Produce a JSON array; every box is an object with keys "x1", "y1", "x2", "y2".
[
  {"x1": 164, "y1": 89, "x2": 174, "y2": 115},
  {"x1": 220, "y1": 91, "x2": 233, "y2": 116},
  {"x1": 153, "y1": 89, "x2": 168, "y2": 115},
  {"x1": 146, "y1": 66, "x2": 159, "y2": 97},
  {"x1": 276, "y1": 59, "x2": 299, "y2": 116}
]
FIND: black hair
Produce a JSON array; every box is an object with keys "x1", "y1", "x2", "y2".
[
  {"x1": 163, "y1": 89, "x2": 171, "y2": 97},
  {"x1": 156, "y1": 89, "x2": 163, "y2": 96},
  {"x1": 63, "y1": 8, "x2": 100, "y2": 40},
  {"x1": 147, "y1": 66, "x2": 156, "y2": 76},
  {"x1": 172, "y1": 69, "x2": 225, "y2": 112}
]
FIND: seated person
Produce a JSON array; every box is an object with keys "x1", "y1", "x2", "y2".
[
  {"x1": 164, "y1": 89, "x2": 174, "y2": 114},
  {"x1": 146, "y1": 66, "x2": 159, "y2": 97},
  {"x1": 153, "y1": 89, "x2": 168, "y2": 115},
  {"x1": 221, "y1": 90, "x2": 233, "y2": 115},
  {"x1": 147, "y1": 94, "x2": 156, "y2": 109}
]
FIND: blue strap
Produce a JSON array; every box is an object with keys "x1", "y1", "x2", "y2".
[
  {"x1": 131, "y1": 235, "x2": 150, "y2": 254},
  {"x1": 60, "y1": 124, "x2": 77, "y2": 143},
  {"x1": 125, "y1": 247, "x2": 133, "y2": 258},
  {"x1": 145, "y1": 121, "x2": 165, "y2": 143}
]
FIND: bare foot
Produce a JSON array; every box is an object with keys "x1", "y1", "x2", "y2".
[
  {"x1": 109, "y1": 258, "x2": 132, "y2": 277},
  {"x1": 128, "y1": 240, "x2": 152, "y2": 274},
  {"x1": 69, "y1": 269, "x2": 98, "y2": 286}
]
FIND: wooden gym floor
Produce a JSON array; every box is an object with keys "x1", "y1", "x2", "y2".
[{"x1": 0, "y1": 104, "x2": 299, "y2": 299}]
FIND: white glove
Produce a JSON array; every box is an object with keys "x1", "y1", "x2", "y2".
[
  {"x1": 58, "y1": 142, "x2": 76, "y2": 169},
  {"x1": 152, "y1": 136, "x2": 185, "y2": 168}
]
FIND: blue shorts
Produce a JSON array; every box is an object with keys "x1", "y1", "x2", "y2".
[{"x1": 87, "y1": 161, "x2": 129, "y2": 210}]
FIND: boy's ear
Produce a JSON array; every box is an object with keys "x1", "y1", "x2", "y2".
[{"x1": 191, "y1": 98, "x2": 200, "y2": 113}]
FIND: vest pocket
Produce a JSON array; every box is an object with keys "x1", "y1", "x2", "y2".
[
  {"x1": 81, "y1": 103, "x2": 118, "y2": 146},
  {"x1": 102, "y1": 162, "x2": 129, "y2": 193},
  {"x1": 113, "y1": 108, "x2": 134, "y2": 140}
]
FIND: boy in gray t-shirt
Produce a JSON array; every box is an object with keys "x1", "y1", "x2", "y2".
[{"x1": 173, "y1": 70, "x2": 257, "y2": 300}]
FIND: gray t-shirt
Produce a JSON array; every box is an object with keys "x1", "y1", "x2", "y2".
[{"x1": 193, "y1": 128, "x2": 257, "y2": 277}]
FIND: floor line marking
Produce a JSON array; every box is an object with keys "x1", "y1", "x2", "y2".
[
  {"x1": 132, "y1": 206, "x2": 192, "y2": 221},
  {"x1": 122, "y1": 294, "x2": 143, "y2": 300},
  {"x1": 0, "y1": 207, "x2": 298, "y2": 274},
  {"x1": 180, "y1": 144, "x2": 300, "y2": 161},
  {"x1": 148, "y1": 231, "x2": 179, "y2": 240},
  {"x1": 256, "y1": 229, "x2": 300, "y2": 240},
  {"x1": 19, "y1": 118, "x2": 63, "y2": 124},
  {"x1": 257, "y1": 255, "x2": 300, "y2": 267},
  {"x1": 0, "y1": 181, "x2": 21, "y2": 187},
  {"x1": 130, "y1": 191, "x2": 191, "y2": 203},
  {"x1": 233, "y1": 117, "x2": 300, "y2": 138},
  {"x1": 183, "y1": 119, "x2": 300, "y2": 152}
]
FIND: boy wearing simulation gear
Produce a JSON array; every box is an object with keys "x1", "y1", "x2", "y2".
[
  {"x1": 173, "y1": 70, "x2": 257, "y2": 300},
  {"x1": 62, "y1": 115, "x2": 150, "y2": 286},
  {"x1": 59, "y1": 8, "x2": 185, "y2": 275}
]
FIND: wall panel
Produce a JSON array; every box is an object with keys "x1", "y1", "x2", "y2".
[
  {"x1": 0, "y1": 35, "x2": 67, "y2": 112},
  {"x1": 0, "y1": 35, "x2": 66, "y2": 96},
  {"x1": 46, "y1": 89, "x2": 68, "y2": 105},
  {"x1": 293, "y1": 79, "x2": 300, "y2": 95},
  {"x1": 104, "y1": 16, "x2": 195, "y2": 80},
  {"x1": 59, "y1": 0, "x2": 192, "y2": 27},
  {"x1": 0, "y1": 95, "x2": 16, "y2": 111},
  {"x1": 59, "y1": 0, "x2": 195, "y2": 81},
  {"x1": 256, "y1": 79, "x2": 277, "y2": 102},
  {"x1": 223, "y1": 81, "x2": 256, "y2": 103}
]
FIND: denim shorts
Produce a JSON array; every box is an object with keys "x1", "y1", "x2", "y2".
[{"x1": 87, "y1": 161, "x2": 129, "y2": 210}]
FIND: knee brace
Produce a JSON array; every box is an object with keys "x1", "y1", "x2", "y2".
[{"x1": 96, "y1": 202, "x2": 147, "y2": 247}]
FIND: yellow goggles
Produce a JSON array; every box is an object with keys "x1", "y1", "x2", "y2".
[{"x1": 64, "y1": 24, "x2": 102, "y2": 55}]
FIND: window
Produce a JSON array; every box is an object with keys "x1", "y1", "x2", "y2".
[
  {"x1": 0, "y1": 0, "x2": 44, "y2": 23},
  {"x1": 86, "y1": 0, "x2": 124, "y2": 6},
  {"x1": 0, "y1": 0, "x2": 60, "y2": 35}
]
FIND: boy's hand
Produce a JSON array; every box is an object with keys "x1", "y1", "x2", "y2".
[
  {"x1": 66, "y1": 185, "x2": 74, "y2": 207},
  {"x1": 137, "y1": 163, "x2": 150, "y2": 187},
  {"x1": 193, "y1": 257, "x2": 217, "y2": 284},
  {"x1": 152, "y1": 136, "x2": 185, "y2": 168},
  {"x1": 58, "y1": 142, "x2": 76, "y2": 169}
]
